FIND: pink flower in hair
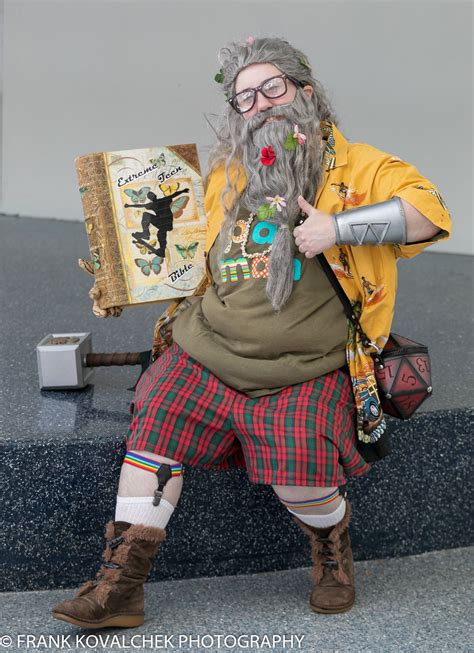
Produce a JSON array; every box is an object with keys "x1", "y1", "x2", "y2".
[
  {"x1": 240, "y1": 36, "x2": 254, "y2": 47},
  {"x1": 293, "y1": 124, "x2": 307, "y2": 145}
]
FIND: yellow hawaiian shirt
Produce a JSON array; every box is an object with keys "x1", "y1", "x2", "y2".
[{"x1": 153, "y1": 120, "x2": 452, "y2": 444}]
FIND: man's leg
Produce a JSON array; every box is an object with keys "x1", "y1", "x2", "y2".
[
  {"x1": 272, "y1": 484, "x2": 354, "y2": 614},
  {"x1": 116, "y1": 450, "x2": 184, "y2": 529},
  {"x1": 52, "y1": 450, "x2": 184, "y2": 629}
]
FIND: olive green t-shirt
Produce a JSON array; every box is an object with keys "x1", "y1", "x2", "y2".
[{"x1": 172, "y1": 209, "x2": 348, "y2": 397}]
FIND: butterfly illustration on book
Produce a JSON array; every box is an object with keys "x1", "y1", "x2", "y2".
[
  {"x1": 159, "y1": 182, "x2": 179, "y2": 196},
  {"x1": 124, "y1": 186, "x2": 152, "y2": 204},
  {"x1": 78, "y1": 251, "x2": 101, "y2": 275},
  {"x1": 134, "y1": 256, "x2": 162, "y2": 276},
  {"x1": 150, "y1": 153, "x2": 166, "y2": 167},
  {"x1": 91, "y1": 252, "x2": 101, "y2": 270},
  {"x1": 175, "y1": 242, "x2": 199, "y2": 259}
]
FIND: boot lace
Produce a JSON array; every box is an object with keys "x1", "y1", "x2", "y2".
[
  {"x1": 316, "y1": 536, "x2": 339, "y2": 569},
  {"x1": 91, "y1": 535, "x2": 125, "y2": 586}
]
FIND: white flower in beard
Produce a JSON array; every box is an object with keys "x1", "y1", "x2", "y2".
[{"x1": 265, "y1": 195, "x2": 287, "y2": 212}]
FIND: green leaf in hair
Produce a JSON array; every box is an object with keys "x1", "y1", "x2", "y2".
[
  {"x1": 284, "y1": 132, "x2": 297, "y2": 151},
  {"x1": 256, "y1": 203, "x2": 276, "y2": 220},
  {"x1": 298, "y1": 56, "x2": 312, "y2": 71}
]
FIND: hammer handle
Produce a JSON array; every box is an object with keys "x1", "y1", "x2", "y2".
[{"x1": 85, "y1": 352, "x2": 143, "y2": 367}]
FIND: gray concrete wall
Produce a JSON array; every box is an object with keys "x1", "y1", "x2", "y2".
[{"x1": 1, "y1": 0, "x2": 472, "y2": 254}]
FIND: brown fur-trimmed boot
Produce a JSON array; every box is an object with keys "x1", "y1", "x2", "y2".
[
  {"x1": 52, "y1": 521, "x2": 165, "y2": 629},
  {"x1": 292, "y1": 498, "x2": 355, "y2": 614}
]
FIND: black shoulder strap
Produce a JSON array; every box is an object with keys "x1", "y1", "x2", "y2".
[
  {"x1": 295, "y1": 212, "x2": 373, "y2": 351},
  {"x1": 316, "y1": 252, "x2": 375, "y2": 349}
]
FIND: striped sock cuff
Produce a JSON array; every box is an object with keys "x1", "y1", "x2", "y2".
[
  {"x1": 278, "y1": 488, "x2": 340, "y2": 510},
  {"x1": 287, "y1": 497, "x2": 346, "y2": 528},
  {"x1": 123, "y1": 451, "x2": 183, "y2": 476}
]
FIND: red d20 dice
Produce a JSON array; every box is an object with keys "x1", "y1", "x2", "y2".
[
  {"x1": 392, "y1": 358, "x2": 425, "y2": 394},
  {"x1": 394, "y1": 391, "x2": 430, "y2": 419},
  {"x1": 376, "y1": 357, "x2": 401, "y2": 393},
  {"x1": 407, "y1": 353, "x2": 431, "y2": 386}
]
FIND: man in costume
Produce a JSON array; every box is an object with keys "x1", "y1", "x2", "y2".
[{"x1": 53, "y1": 37, "x2": 451, "y2": 628}]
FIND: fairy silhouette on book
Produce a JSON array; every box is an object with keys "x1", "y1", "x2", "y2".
[{"x1": 125, "y1": 188, "x2": 189, "y2": 257}]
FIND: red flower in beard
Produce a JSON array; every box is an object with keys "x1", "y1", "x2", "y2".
[{"x1": 260, "y1": 146, "x2": 276, "y2": 166}]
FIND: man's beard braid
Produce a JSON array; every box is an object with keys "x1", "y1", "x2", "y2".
[{"x1": 217, "y1": 90, "x2": 325, "y2": 312}]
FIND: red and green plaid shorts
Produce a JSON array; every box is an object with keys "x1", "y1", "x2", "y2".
[{"x1": 126, "y1": 342, "x2": 371, "y2": 486}]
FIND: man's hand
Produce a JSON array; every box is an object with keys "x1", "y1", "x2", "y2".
[
  {"x1": 293, "y1": 195, "x2": 337, "y2": 257},
  {"x1": 88, "y1": 284, "x2": 123, "y2": 318}
]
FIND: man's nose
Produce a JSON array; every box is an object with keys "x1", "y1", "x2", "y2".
[{"x1": 254, "y1": 89, "x2": 274, "y2": 113}]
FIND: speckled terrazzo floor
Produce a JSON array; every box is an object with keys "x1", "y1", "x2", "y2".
[
  {"x1": 0, "y1": 547, "x2": 472, "y2": 652},
  {"x1": 0, "y1": 216, "x2": 473, "y2": 593}
]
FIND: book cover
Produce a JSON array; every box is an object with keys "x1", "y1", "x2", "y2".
[{"x1": 75, "y1": 144, "x2": 207, "y2": 309}]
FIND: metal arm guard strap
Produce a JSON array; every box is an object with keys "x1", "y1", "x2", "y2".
[{"x1": 333, "y1": 197, "x2": 407, "y2": 246}]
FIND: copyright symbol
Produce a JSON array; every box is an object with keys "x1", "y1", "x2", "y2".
[{"x1": 0, "y1": 636, "x2": 12, "y2": 647}]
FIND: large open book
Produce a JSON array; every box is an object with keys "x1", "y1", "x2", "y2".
[{"x1": 75, "y1": 144, "x2": 207, "y2": 310}]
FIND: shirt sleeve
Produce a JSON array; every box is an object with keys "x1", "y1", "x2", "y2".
[{"x1": 371, "y1": 154, "x2": 452, "y2": 260}]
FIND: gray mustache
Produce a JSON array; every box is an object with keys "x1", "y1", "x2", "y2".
[{"x1": 246, "y1": 104, "x2": 295, "y2": 133}]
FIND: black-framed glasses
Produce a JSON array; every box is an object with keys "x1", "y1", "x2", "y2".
[{"x1": 227, "y1": 73, "x2": 305, "y2": 114}]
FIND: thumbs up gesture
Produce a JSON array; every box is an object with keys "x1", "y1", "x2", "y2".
[{"x1": 292, "y1": 195, "x2": 337, "y2": 258}]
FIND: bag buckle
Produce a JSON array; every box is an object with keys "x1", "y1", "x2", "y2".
[{"x1": 363, "y1": 338, "x2": 383, "y2": 356}]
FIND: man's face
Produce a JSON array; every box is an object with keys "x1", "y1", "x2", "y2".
[{"x1": 233, "y1": 62, "x2": 313, "y2": 123}]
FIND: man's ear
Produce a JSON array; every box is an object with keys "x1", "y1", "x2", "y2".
[{"x1": 303, "y1": 85, "x2": 314, "y2": 99}]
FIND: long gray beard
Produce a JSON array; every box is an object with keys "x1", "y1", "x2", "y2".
[{"x1": 217, "y1": 92, "x2": 325, "y2": 312}]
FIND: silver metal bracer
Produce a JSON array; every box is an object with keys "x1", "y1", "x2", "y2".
[{"x1": 333, "y1": 197, "x2": 407, "y2": 246}]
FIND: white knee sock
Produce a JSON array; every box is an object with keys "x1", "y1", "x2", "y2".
[
  {"x1": 287, "y1": 497, "x2": 346, "y2": 528},
  {"x1": 114, "y1": 495, "x2": 175, "y2": 530}
]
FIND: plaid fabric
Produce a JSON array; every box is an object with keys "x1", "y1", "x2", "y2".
[{"x1": 126, "y1": 342, "x2": 372, "y2": 486}]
